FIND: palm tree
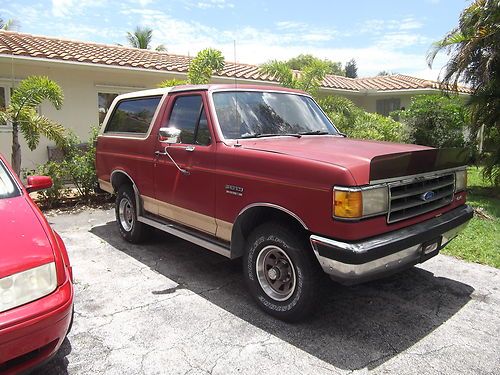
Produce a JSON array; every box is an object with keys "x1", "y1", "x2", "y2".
[
  {"x1": 126, "y1": 26, "x2": 153, "y2": 49},
  {"x1": 0, "y1": 76, "x2": 66, "y2": 175},
  {"x1": 158, "y1": 48, "x2": 225, "y2": 87},
  {"x1": 0, "y1": 16, "x2": 18, "y2": 30},
  {"x1": 155, "y1": 44, "x2": 167, "y2": 52},
  {"x1": 260, "y1": 59, "x2": 330, "y2": 95},
  {"x1": 427, "y1": 0, "x2": 500, "y2": 184}
]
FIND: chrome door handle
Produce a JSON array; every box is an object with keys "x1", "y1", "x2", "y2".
[
  {"x1": 185, "y1": 145, "x2": 195, "y2": 152},
  {"x1": 155, "y1": 150, "x2": 167, "y2": 156}
]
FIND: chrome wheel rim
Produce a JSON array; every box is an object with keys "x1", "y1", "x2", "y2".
[
  {"x1": 118, "y1": 197, "x2": 134, "y2": 232},
  {"x1": 256, "y1": 245, "x2": 296, "y2": 301}
]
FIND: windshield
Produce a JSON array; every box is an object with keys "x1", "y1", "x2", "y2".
[
  {"x1": 212, "y1": 91, "x2": 338, "y2": 139},
  {"x1": 0, "y1": 160, "x2": 20, "y2": 199}
]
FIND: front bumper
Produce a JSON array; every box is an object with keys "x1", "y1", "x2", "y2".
[
  {"x1": 310, "y1": 205, "x2": 473, "y2": 285},
  {"x1": 0, "y1": 279, "x2": 73, "y2": 374}
]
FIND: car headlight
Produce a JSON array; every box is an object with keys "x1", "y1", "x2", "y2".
[
  {"x1": 333, "y1": 186, "x2": 388, "y2": 219},
  {"x1": 455, "y1": 169, "x2": 467, "y2": 192},
  {"x1": 0, "y1": 262, "x2": 57, "y2": 313}
]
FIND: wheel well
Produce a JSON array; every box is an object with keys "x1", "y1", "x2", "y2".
[
  {"x1": 111, "y1": 171, "x2": 142, "y2": 215},
  {"x1": 111, "y1": 171, "x2": 133, "y2": 192},
  {"x1": 230, "y1": 206, "x2": 309, "y2": 258}
]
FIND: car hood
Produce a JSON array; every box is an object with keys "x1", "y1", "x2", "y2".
[
  {"x1": 239, "y1": 136, "x2": 430, "y2": 184},
  {"x1": 0, "y1": 196, "x2": 54, "y2": 279}
]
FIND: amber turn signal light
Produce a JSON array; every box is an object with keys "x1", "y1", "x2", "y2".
[{"x1": 333, "y1": 190, "x2": 362, "y2": 218}]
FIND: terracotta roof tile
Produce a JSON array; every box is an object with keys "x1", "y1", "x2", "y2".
[{"x1": 0, "y1": 31, "x2": 471, "y2": 94}]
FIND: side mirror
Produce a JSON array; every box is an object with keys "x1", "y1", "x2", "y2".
[
  {"x1": 26, "y1": 176, "x2": 53, "y2": 193},
  {"x1": 159, "y1": 127, "x2": 181, "y2": 144}
]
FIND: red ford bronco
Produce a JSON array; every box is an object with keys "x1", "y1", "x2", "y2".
[{"x1": 96, "y1": 84, "x2": 472, "y2": 321}]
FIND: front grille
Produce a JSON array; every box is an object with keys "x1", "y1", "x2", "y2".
[{"x1": 388, "y1": 173, "x2": 455, "y2": 223}]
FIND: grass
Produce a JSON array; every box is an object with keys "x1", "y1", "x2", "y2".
[{"x1": 441, "y1": 167, "x2": 500, "y2": 268}]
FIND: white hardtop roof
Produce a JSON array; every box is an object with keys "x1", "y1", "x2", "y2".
[{"x1": 115, "y1": 87, "x2": 173, "y2": 100}]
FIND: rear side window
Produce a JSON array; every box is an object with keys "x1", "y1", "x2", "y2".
[{"x1": 105, "y1": 96, "x2": 162, "y2": 134}]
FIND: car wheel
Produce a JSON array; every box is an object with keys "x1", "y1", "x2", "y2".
[
  {"x1": 116, "y1": 185, "x2": 146, "y2": 243},
  {"x1": 243, "y1": 222, "x2": 321, "y2": 322}
]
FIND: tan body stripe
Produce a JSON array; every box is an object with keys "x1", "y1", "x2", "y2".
[
  {"x1": 141, "y1": 195, "x2": 232, "y2": 241},
  {"x1": 98, "y1": 179, "x2": 113, "y2": 194}
]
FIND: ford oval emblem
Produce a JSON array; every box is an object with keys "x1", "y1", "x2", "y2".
[{"x1": 420, "y1": 191, "x2": 436, "y2": 201}]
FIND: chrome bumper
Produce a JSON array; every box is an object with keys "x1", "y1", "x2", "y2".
[{"x1": 310, "y1": 205, "x2": 473, "y2": 285}]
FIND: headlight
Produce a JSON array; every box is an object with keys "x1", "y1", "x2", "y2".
[
  {"x1": 455, "y1": 169, "x2": 467, "y2": 192},
  {"x1": 333, "y1": 186, "x2": 388, "y2": 219},
  {"x1": 0, "y1": 262, "x2": 57, "y2": 313}
]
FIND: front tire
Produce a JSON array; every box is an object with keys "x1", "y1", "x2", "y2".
[
  {"x1": 115, "y1": 185, "x2": 146, "y2": 243},
  {"x1": 243, "y1": 223, "x2": 321, "y2": 322}
]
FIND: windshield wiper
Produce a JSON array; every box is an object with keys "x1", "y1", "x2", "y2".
[
  {"x1": 241, "y1": 133, "x2": 302, "y2": 139},
  {"x1": 298, "y1": 130, "x2": 330, "y2": 135}
]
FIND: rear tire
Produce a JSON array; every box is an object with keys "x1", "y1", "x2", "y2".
[
  {"x1": 243, "y1": 222, "x2": 321, "y2": 322},
  {"x1": 115, "y1": 185, "x2": 146, "y2": 243}
]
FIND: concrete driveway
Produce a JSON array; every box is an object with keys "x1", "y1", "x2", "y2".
[{"x1": 33, "y1": 208, "x2": 499, "y2": 375}]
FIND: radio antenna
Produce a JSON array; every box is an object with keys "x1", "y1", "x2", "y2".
[{"x1": 233, "y1": 39, "x2": 241, "y2": 147}]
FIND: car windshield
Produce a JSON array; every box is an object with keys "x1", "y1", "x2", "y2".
[
  {"x1": 0, "y1": 161, "x2": 20, "y2": 199},
  {"x1": 212, "y1": 91, "x2": 338, "y2": 139}
]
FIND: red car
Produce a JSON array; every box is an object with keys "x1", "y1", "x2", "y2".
[{"x1": 0, "y1": 154, "x2": 74, "y2": 374}]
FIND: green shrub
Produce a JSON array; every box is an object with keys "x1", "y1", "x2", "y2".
[
  {"x1": 397, "y1": 94, "x2": 471, "y2": 148},
  {"x1": 63, "y1": 126, "x2": 99, "y2": 201},
  {"x1": 24, "y1": 161, "x2": 67, "y2": 208},
  {"x1": 317, "y1": 95, "x2": 408, "y2": 143},
  {"x1": 351, "y1": 112, "x2": 409, "y2": 142},
  {"x1": 25, "y1": 126, "x2": 100, "y2": 207}
]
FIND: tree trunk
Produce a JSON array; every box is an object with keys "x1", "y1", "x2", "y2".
[{"x1": 11, "y1": 121, "x2": 21, "y2": 176}]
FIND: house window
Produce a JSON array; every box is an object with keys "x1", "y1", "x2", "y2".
[
  {"x1": 376, "y1": 98, "x2": 401, "y2": 116},
  {"x1": 98, "y1": 93, "x2": 119, "y2": 124}
]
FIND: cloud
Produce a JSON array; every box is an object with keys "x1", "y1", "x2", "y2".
[
  {"x1": 51, "y1": 0, "x2": 102, "y2": 18},
  {"x1": 360, "y1": 17, "x2": 423, "y2": 34},
  {"x1": 193, "y1": 0, "x2": 234, "y2": 9},
  {"x1": 275, "y1": 21, "x2": 308, "y2": 30},
  {"x1": 137, "y1": 0, "x2": 154, "y2": 6}
]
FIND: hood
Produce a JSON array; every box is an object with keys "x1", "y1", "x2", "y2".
[
  {"x1": 0, "y1": 195, "x2": 54, "y2": 279},
  {"x1": 239, "y1": 136, "x2": 430, "y2": 184}
]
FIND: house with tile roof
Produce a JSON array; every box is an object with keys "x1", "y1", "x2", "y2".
[{"x1": 0, "y1": 31, "x2": 470, "y2": 169}]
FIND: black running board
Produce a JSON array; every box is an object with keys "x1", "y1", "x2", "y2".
[{"x1": 138, "y1": 215, "x2": 232, "y2": 258}]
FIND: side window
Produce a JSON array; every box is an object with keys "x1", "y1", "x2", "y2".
[
  {"x1": 105, "y1": 96, "x2": 162, "y2": 134},
  {"x1": 168, "y1": 95, "x2": 211, "y2": 145}
]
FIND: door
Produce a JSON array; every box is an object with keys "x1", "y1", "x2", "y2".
[{"x1": 153, "y1": 93, "x2": 217, "y2": 236}]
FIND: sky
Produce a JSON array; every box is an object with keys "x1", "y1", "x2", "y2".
[{"x1": 1, "y1": 0, "x2": 470, "y2": 79}]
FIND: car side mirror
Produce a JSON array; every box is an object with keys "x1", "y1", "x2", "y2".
[
  {"x1": 159, "y1": 127, "x2": 181, "y2": 144},
  {"x1": 26, "y1": 176, "x2": 53, "y2": 193}
]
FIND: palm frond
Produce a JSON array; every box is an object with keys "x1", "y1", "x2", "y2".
[
  {"x1": 259, "y1": 61, "x2": 298, "y2": 89},
  {"x1": 298, "y1": 60, "x2": 329, "y2": 93},
  {"x1": 10, "y1": 76, "x2": 63, "y2": 119},
  {"x1": 187, "y1": 48, "x2": 224, "y2": 84},
  {"x1": 127, "y1": 26, "x2": 153, "y2": 49},
  {"x1": 0, "y1": 18, "x2": 18, "y2": 30},
  {"x1": 158, "y1": 79, "x2": 186, "y2": 88},
  {"x1": 17, "y1": 108, "x2": 66, "y2": 150}
]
